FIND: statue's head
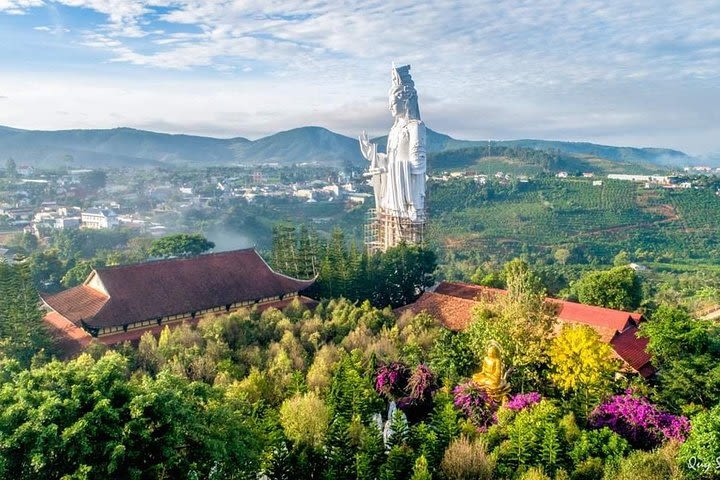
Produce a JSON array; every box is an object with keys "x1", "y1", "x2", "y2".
[
  {"x1": 487, "y1": 341, "x2": 502, "y2": 359},
  {"x1": 389, "y1": 64, "x2": 420, "y2": 120}
]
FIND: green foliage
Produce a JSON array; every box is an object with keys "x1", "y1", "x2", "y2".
[
  {"x1": 429, "y1": 329, "x2": 475, "y2": 385},
  {"x1": 569, "y1": 428, "x2": 630, "y2": 469},
  {"x1": 572, "y1": 266, "x2": 642, "y2": 310},
  {"x1": 148, "y1": 233, "x2": 215, "y2": 258},
  {"x1": 494, "y1": 400, "x2": 567, "y2": 477},
  {"x1": 61, "y1": 259, "x2": 105, "y2": 288},
  {"x1": 0, "y1": 261, "x2": 51, "y2": 365},
  {"x1": 272, "y1": 225, "x2": 437, "y2": 308},
  {"x1": 411, "y1": 455, "x2": 433, "y2": 480},
  {"x1": 279, "y1": 391, "x2": 329, "y2": 449},
  {"x1": 4, "y1": 158, "x2": 16, "y2": 178},
  {"x1": 0, "y1": 352, "x2": 263, "y2": 479},
  {"x1": 608, "y1": 443, "x2": 683, "y2": 480},
  {"x1": 639, "y1": 305, "x2": 720, "y2": 411},
  {"x1": 380, "y1": 444, "x2": 415, "y2": 480},
  {"x1": 467, "y1": 259, "x2": 557, "y2": 391},
  {"x1": 678, "y1": 404, "x2": 720, "y2": 479}
]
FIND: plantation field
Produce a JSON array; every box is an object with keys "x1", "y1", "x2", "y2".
[{"x1": 427, "y1": 177, "x2": 720, "y2": 267}]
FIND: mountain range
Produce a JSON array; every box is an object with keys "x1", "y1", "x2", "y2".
[{"x1": 0, "y1": 124, "x2": 695, "y2": 171}]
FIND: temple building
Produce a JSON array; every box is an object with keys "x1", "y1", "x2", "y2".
[
  {"x1": 396, "y1": 281, "x2": 654, "y2": 378},
  {"x1": 42, "y1": 248, "x2": 315, "y2": 356}
]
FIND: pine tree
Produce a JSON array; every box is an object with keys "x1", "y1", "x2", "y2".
[
  {"x1": 410, "y1": 455, "x2": 432, "y2": 480},
  {"x1": 386, "y1": 409, "x2": 410, "y2": 450},
  {"x1": 323, "y1": 416, "x2": 355, "y2": 480},
  {"x1": 356, "y1": 423, "x2": 385, "y2": 480},
  {"x1": 0, "y1": 261, "x2": 51, "y2": 364}
]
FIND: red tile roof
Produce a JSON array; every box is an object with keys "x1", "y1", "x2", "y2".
[
  {"x1": 395, "y1": 292, "x2": 478, "y2": 331},
  {"x1": 42, "y1": 249, "x2": 315, "y2": 329},
  {"x1": 399, "y1": 281, "x2": 655, "y2": 378},
  {"x1": 610, "y1": 325, "x2": 654, "y2": 377},
  {"x1": 41, "y1": 285, "x2": 108, "y2": 323},
  {"x1": 43, "y1": 311, "x2": 93, "y2": 359}
]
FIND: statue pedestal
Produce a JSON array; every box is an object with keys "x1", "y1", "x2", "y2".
[{"x1": 365, "y1": 209, "x2": 426, "y2": 253}]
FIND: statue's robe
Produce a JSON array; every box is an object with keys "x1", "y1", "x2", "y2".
[{"x1": 382, "y1": 118, "x2": 426, "y2": 220}]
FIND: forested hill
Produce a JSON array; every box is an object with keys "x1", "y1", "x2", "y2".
[{"x1": 0, "y1": 123, "x2": 692, "y2": 170}]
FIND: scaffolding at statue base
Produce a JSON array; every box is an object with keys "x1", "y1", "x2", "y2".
[{"x1": 364, "y1": 208, "x2": 426, "y2": 253}]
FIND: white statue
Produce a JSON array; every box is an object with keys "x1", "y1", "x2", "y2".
[{"x1": 360, "y1": 64, "x2": 427, "y2": 221}]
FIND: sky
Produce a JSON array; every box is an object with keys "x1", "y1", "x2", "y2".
[{"x1": 0, "y1": 1, "x2": 719, "y2": 155}]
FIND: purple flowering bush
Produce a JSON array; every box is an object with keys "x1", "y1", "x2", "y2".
[
  {"x1": 407, "y1": 364, "x2": 436, "y2": 401},
  {"x1": 505, "y1": 392, "x2": 542, "y2": 412},
  {"x1": 375, "y1": 362, "x2": 410, "y2": 399},
  {"x1": 452, "y1": 381, "x2": 499, "y2": 431},
  {"x1": 589, "y1": 391, "x2": 691, "y2": 449},
  {"x1": 376, "y1": 363, "x2": 437, "y2": 422}
]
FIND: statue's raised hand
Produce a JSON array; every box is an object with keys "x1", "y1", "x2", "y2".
[{"x1": 359, "y1": 130, "x2": 375, "y2": 161}]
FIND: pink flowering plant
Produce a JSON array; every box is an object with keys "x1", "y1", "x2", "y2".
[
  {"x1": 589, "y1": 391, "x2": 691, "y2": 449},
  {"x1": 375, "y1": 362, "x2": 410, "y2": 399},
  {"x1": 452, "y1": 381, "x2": 499, "y2": 431},
  {"x1": 505, "y1": 392, "x2": 542, "y2": 412}
]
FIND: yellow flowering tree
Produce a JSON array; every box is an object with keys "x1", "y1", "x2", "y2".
[{"x1": 549, "y1": 324, "x2": 619, "y2": 412}]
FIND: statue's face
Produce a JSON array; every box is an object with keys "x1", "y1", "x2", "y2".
[{"x1": 389, "y1": 92, "x2": 405, "y2": 117}]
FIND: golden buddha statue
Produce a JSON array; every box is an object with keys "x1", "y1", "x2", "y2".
[{"x1": 472, "y1": 341, "x2": 511, "y2": 403}]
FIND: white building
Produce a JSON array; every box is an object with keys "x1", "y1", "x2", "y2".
[
  {"x1": 607, "y1": 174, "x2": 670, "y2": 184},
  {"x1": 81, "y1": 208, "x2": 119, "y2": 229}
]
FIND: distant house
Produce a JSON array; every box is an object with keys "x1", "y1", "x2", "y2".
[
  {"x1": 607, "y1": 174, "x2": 670, "y2": 184},
  {"x1": 396, "y1": 281, "x2": 654, "y2": 378},
  {"x1": 41, "y1": 249, "x2": 316, "y2": 356},
  {"x1": 81, "y1": 208, "x2": 119, "y2": 229},
  {"x1": 55, "y1": 217, "x2": 81, "y2": 230},
  {"x1": 17, "y1": 165, "x2": 35, "y2": 177},
  {"x1": 556, "y1": 171, "x2": 569, "y2": 178}
]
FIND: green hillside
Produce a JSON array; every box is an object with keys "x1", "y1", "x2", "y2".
[
  {"x1": 0, "y1": 124, "x2": 693, "y2": 170},
  {"x1": 428, "y1": 177, "x2": 720, "y2": 269},
  {"x1": 428, "y1": 145, "x2": 666, "y2": 175}
]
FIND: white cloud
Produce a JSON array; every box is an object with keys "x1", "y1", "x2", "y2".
[
  {"x1": 0, "y1": 0, "x2": 719, "y2": 154},
  {"x1": 0, "y1": 0, "x2": 43, "y2": 14}
]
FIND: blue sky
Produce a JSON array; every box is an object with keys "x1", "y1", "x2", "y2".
[{"x1": 0, "y1": 1, "x2": 718, "y2": 155}]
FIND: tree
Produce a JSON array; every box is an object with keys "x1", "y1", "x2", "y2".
[
  {"x1": 678, "y1": 404, "x2": 720, "y2": 479},
  {"x1": 61, "y1": 259, "x2": 105, "y2": 288},
  {"x1": 148, "y1": 233, "x2": 215, "y2": 258},
  {"x1": 572, "y1": 266, "x2": 642, "y2": 310},
  {"x1": 549, "y1": 324, "x2": 618, "y2": 414},
  {"x1": 0, "y1": 352, "x2": 263, "y2": 479},
  {"x1": 410, "y1": 455, "x2": 432, "y2": 480},
  {"x1": 553, "y1": 248, "x2": 571, "y2": 265},
  {"x1": 28, "y1": 249, "x2": 65, "y2": 290},
  {"x1": 5, "y1": 157, "x2": 17, "y2": 178},
  {"x1": 372, "y1": 243, "x2": 437, "y2": 308},
  {"x1": 639, "y1": 305, "x2": 720, "y2": 412},
  {"x1": 0, "y1": 261, "x2": 51, "y2": 365},
  {"x1": 279, "y1": 391, "x2": 329, "y2": 449},
  {"x1": 467, "y1": 259, "x2": 557, "y2": 391}
]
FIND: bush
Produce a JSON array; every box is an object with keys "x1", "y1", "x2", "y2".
[
  {"x1": 588, "y1": 391, "x2": 690, "y2": 449},
  {"x1": 607, "y1": 443, "x2": 683, "y2": 480},
  {"x1": 678, "y1": 404, "x2": 720, "y2": 479},
  {"x1": 441, "y1": 436, "x2": 495, "y2": 480},
  {"x1": 279, "y1": 391, "x2": 329, "y2": 449},
  {"x1": 518, "y1": 468, "x2": 552, "y2": 480},
  {"x1": 452, "y1": 381, "x2": 499, "y2": 431}
]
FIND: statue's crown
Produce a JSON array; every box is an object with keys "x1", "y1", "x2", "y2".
[{"x1": 391, "y1": 64, "x2": 414, "y2": 89}]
